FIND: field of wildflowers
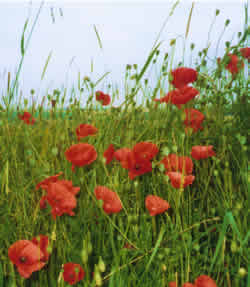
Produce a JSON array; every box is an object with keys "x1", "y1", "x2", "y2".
[{"x1": 0, "y1": 2, "x2": 249, "y2": 287}]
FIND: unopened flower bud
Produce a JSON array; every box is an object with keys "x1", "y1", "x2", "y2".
[
  {"x1": 98, "y1": 257, "x2": 106, "y2": 273},
  {"x1": 225, "y1": 19, "x2": 230, "y2": 26},
  {"x1": 238, "y1": 267, "x2": 247, "y2": 278},
  {"x1": 170, "y1": 39, "x2": 176, "y2": 46},
  {"x1": 81, "y1": 249, "x2": 88, "y2": 264}
]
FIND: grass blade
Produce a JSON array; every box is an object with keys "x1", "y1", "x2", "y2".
[
  {"x1": 94, "y1": 24, "x2": 103, "y2": 50},
  {"x1": 21, "y1": 18, "x2": 29, "y2": 56},
  {"x1": 138, "y1": 226, "x2": 166, "y2": 285},
  {"x1": 41, "y1": 51, "x2": 53, "y2": 80},
  {"x1": 94, "y1": 71, "x2": 111, "y2": 87}
]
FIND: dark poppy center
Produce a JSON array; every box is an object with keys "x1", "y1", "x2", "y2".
[
  {"x1": 19, "y1": 256, "x2": 26, "y2": 263},
  {"x1": 135, "y1": 164, "x2": 140, "y2": 170}
]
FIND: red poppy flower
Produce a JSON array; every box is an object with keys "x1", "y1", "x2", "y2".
[
  {"x1": 43, "y1": 181, "x2": 79, "y2": 219},
  {"x1": 240, "y1": 47, "x2": 250, "y2": 60},
  {"x1": 36, "y1": 172, "x2": 63, "y2": 191},
  {"x1": 225, "y1": 54, "x2": 244, "y2": 75},
  {"x1": 194, "y1": 275, "x2": 217, "y2": 287},
  {"x1": 8, "y1": 240, "x2": 46, "y2": 278},
  {"x1": 133, "y1": 141, "x2": 159, "y2": 161},
  {"x1": 160, "y1": 154, "x2": 193, "y2": 175},
  {"x1": 171, "y1": 67, "x2": 198, "y2": 88},
  {"x1": 145, "y1": 195, "x2": 170, "y2": 216},
  {"x1": 114, "y1": 148, "x2": 132, "y2": 168},
  {"x1": 18, "y1": 112, "x2": 36, "y2": 125},
  {"x1": 126, "y1": 151, "x2": 153, "y2": 180},
  {"x1": 184, "y1": 108, "x2": 204, "y2": 133},
  {"x1": 94, "y1": 186, "x2": 123, "y2": 214},
  {"x1": 160, "y1": 154, "x2": 179, "y2": 172},
  {"x1": 63, "y1": 262, "x2": 85, "y2": 285},
  {"x1": 191, "y1": 145, "x2": 216, "y2": 160},
  {"x1": 31, "y1": 235, "x2": 50, "y2": 262},
  {"x1": 178, "y1": 156, "x2": 193, "y2": 175},
  {"x1": 166, "y1": 172, "x2": 195, "y2": 189},
  {"x1": 76, "y1": 124, "x2": 98, "y2": 141},
  {"x1": 182, "y1": 283, "x2": 195, "y2": 287},
  {"x1": 95, "y1": 91, "x2": 111, "y2": 106},
  {"x1": 103, "y1": 144, "x2": 115, "y2": 164},
  {"x1": 153, "y1": 86, "x2": 199, "y2": 109},
  {"x1": 65, "y1": 143, "x2": 97, "y2": 172},
  {"x1": 168, "y1": 282, "x2": 177, "y2": 287}
]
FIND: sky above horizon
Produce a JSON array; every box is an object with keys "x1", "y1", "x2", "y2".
[{"x1": 0, "y1": 1, "x2": 249, "y2": 108}]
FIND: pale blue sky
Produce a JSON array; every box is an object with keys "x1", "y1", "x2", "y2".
[{"x1": 0, "y1": 1, "x2": 249, "y2": 108}]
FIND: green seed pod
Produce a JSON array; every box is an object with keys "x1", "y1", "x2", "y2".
[
  {"x1": 98, "y1": 256, "x2": 106, "y2": 273},
  {"x1": 238, "y1": 267, "x2": 247, "y2": 278},
  {"x1": 81, "y1": 249, "x2": 88, "y2": 264},
  {"x1": 215, "y1": 9, "x2": 220, "y2": 16},
  {"x1": 87, "y1": 241, "x2": 93, "y2": 255},
  {"x1": 94, "y1": 266, "x2": 103, "y2": 286},
  {"x1": 230, "y1": 241, "x2": 238, "y2": 253}
]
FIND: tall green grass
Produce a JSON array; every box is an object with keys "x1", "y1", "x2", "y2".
[{"x1": 0, "y1": 1, "x2": 249, "y2": 286}]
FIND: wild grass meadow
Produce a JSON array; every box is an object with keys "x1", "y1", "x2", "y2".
[{"x1": 0, "y1": 1, "x2": 249, "y2": 287}]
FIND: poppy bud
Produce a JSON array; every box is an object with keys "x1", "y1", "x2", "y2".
[
  {"x1": 98, "y1": 256, "x2": 106, "y2": 273},
  {"x1": 30, "y1": 89, "x2": 35, "y2": 95},
  {"x1": 94, "y1": 266, "x2": 103, "y2": 286},
  {"x1": 225, "y1": 19, "x2": 230, "y2": 26},
  {"x1": 87, "y1": 241, "x2": 93, "y2": 255},
  {"x1": 238, "y1": 267, "x2": 247, "y2": 278},
  {"x1": 157, "y1": 253, "x2": 164, "y2": 261},
  {"x1": 216, "y1": 9, "x2": 220, "y2": 16},
  {"x1": 190, "y1": 43, "x2": 195, "y2": 50},
  {"x1": 162, "y1": 264, "x2": 167, "y2": 271},
  {"x1": 213, "y1": 170, "x2": 218, "y2": 177},
  {"x1": 230, "y1": 241, "x2": 238, "y2": 253},
  {"x1": 83, "y1": 76, "x2": 90, "y2": 81},
  {"x1": 134, "y1": 181, "x2": 139, "y2": 188},
  {"x1": 170, "y1": 39, "x2": 176, "y2": 46},
  {"x1": 24, "y1": 98, "x2": 28, "y2": 107},
  {"x1": 51, "y1": 147, "x2": 58, "y2": 156},
  {"x1": 81, "y1": 249, "x2": 88, "y2": 264}
]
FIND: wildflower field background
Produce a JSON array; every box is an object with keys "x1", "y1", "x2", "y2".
[{"x1": 0, "y1": 1, "x2": 249, "y2": 286}]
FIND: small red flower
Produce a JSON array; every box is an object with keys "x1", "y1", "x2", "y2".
[
  {"x1": 126, "y1": 151, "x2": 153, "y2": 180},
  {"x1": 18, "y1": 112, "x2": 36, "y2": 125},
  {"x1": 8, "y1": 240, "x2": 46, "y2": 278},
  {"x1": 43, "y1": 181, "x2": 80, "y2": 219},
  {"x1": 145, "y1": 195, "x2": 170, "y2": 216},
  {"x1": 191, "y1": 145, "x2": 216, "y2": 160},
  {"x1": 36, "y1": 172, "x2": 63, "y2": 191},
  {"x1": 95, "y1": 186, "x2": 123, "y2": 214},
  {"x1": 182, "y1": 283, "x2": 195, "y2": 287},
  {"x1": 225, "y1": 54, "x2": 244, "y2": 75},
  {"x1": 65, "y1": 143, "x2": 97, "y2": 172},
  {"x1": 31, "y1": 235, "x2": 50, "y2": 262},
  {"x1": 103, "y1": 144, "x2": 115, "y2": 164},
  {"x1": 194, "y1": 275, "x2": 217, "y2": 287},
  {"x1": 160, "y1": 154, "x2": 193, "y2": 175},
  {"x1": 166, "y1": 172, "x2": 195, "y2": 189},
  {"x1": 114, "y1": 147, "x2": 132, "y2": 168},
  {"x1": 133, "y1": 141, "x2": 159, "y2": 161},
  {"x1": 171, "y1": 67, "x2": 198, "y2": 88},
  {"x1": 168, "y1": 282, "x2": 177, "y2": 287},
  {"x1": 76, "y1": 124, "x2": 98, "y2": 141},
  {"x1": 184, "y1": 108, "x2": 204, "y2": 133},
  {"x1": 95, "y1": 91, "x2": 111, "y2": 106},
  {"x1": 240, "y1": 47, "x2": 250, "y2": 60},
  {"x1": 63, "y1": 262, "x2": 85, "y2": 285}
]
